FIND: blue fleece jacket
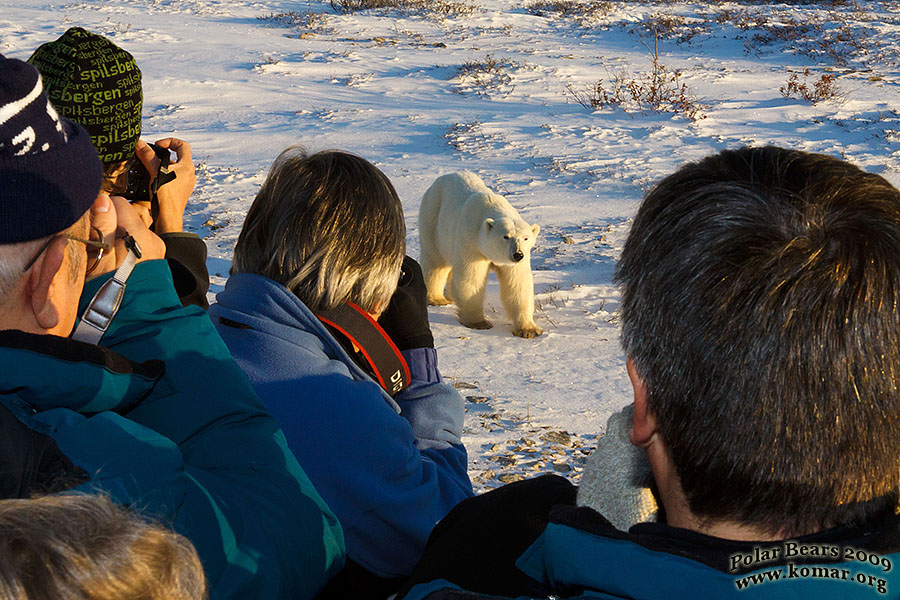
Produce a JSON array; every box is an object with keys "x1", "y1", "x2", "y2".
[{"x1": 209, "y1": 273, "x2": 473, "y2": 578}]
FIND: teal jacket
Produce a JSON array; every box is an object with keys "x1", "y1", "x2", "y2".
[
  {"x1": 0, "y1": 260, "x2": 345, "y2": 599},
  {"x1": 399, "y1": 475, "x2": 900, "y2": 600}
]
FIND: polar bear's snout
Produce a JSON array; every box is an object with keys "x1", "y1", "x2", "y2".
[{"x1": 507, "y1": 237, "x2": 526, "y2": 262}]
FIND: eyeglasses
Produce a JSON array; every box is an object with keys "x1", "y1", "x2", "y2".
[{"x1": 22, "y1": 226, "x2": 111, "y2": 276}]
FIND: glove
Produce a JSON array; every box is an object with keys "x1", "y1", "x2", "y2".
[
  {"x1": 378, "y1": 256, "x2": 434, "y2": 350},
  {"x1": 577, "y1": 404, "x2": 658, "y2": 530}
]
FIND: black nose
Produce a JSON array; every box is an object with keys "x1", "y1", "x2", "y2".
[{"x1": 513, "y1": 251, "x2": 524, "y2": 262}]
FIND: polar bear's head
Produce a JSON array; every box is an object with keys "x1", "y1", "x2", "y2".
[{"x1": 480, "y1": 217, "x2": 540, "y2": 266}]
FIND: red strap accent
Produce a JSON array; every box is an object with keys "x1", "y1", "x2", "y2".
[
  {"x1": 316, "y1": 303, "x2": 411, "y2": 396},
  {"x1": 345, "y1": 302, "x2": 411, "y2": 385}
]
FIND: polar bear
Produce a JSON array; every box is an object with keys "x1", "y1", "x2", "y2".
[{"x1": 419, "y1": 172, "x2": 542, "y2": 338}]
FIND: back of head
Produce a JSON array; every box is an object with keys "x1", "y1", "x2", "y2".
[
  {"x1": 0, "y1": 493, "x2": 206, "y2": 600},
  {"x1": 28, "y1": 27, "x2": 142, "y2": 166},
  {"x1": 617, "y1": 146, "x2": 900, "y2": 536},
  {"x1": 232, "y1": 147, "x2": 405, "y2": 313}
]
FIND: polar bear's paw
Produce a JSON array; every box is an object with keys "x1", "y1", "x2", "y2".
[
  {"x1": 513, "y1": 324, "x2": 543, "y2": 339},
  {"x1": 462, "y1": 318, "x2": 493, "y2": 330},
  {"x1": 428, "y1": 295, "x2": 453, "y2": 306}
]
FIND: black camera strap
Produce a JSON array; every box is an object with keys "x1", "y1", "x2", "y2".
[
  {"x1": 150, "y1": 152, "x2": 176, "y2": 196},
  {"x1": 316, "y1": 302, "x2": 410, "y2": 397}
]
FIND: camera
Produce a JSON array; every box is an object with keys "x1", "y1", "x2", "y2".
[{"x1": 122, "y1": 142, "x2": 172, "y2": 204}]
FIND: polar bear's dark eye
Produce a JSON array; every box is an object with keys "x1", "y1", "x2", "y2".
[{"x1": 503, "y1": 235, "x2": 511, "y2": 239}]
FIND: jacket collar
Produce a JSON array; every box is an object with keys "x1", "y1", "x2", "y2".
[
  {"x1": 212, "y1": 273, "x2": 327, "y2": 338},
  {"x1": 0, "y1": 329, "x2": 167, "y2": 415},
  {"x1": 210, "y1": 273, "x2": 402, "y2": 413},
  {"x1": 515, "y1": 504, "x2": 900, "y2": 596}
]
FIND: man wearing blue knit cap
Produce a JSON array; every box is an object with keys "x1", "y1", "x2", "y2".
[{"x1": 0, "y1": 54, "x2": 345, "y2": 599}]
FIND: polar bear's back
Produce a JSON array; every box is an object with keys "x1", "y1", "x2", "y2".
[
  {"x1": 421, "y1": 172, "x2": 488, "y2": 223},
  {"x1": 421, "y1": 172, "x2": 484, "y2": 256},
  {"x1": 430, "y1": 171, "x2": 489, "y2": 200},
  {"x1": 422, "y1": 170, "x2": 513, "y2": 225}
]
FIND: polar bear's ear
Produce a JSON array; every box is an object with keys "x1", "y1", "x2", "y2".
[
  {"x1": 485, "y1": 218, "x2": 494, "y2": 230},
  {"x1": 531, "y1": 224, "x2": 540, "y2": 237}
]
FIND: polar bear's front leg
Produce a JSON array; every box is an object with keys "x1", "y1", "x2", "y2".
[
  {"x1": 496, "y1": 263, "x2": 543, "y2": 338},
  {"x1": 451, "y1": 258, "x2": 492, "y2": 329}
]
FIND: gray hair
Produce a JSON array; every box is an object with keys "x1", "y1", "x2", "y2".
[
  {"x1": 617, "y1": 146, "x2": 900, "y2": 536},
  {"x1": 232, "y1": 147, "x2": 405, "y2": 313},
  {"x1": 0, "y1": 237, "x2": 48, "y2": 306},
  {"x1": 0, "y1": 493, "x2": 207, "y2": 600},
  {"x1": 0, "y1": 213, "x2": 88, "y2": 309}
]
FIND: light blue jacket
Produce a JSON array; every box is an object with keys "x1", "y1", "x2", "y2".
[{"x1": 210, "y1": 273, "x2": 473, "y2": 578}]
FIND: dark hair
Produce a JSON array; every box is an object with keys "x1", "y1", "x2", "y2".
[
  {"x1": 617, "y1": 146, "x2": 900, "y2": 536},
  {"x1": 232, "y1": 147, "x2": 405, "y2": 313}
]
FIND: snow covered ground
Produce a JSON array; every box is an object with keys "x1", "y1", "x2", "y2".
[{"x1": 4, "y1": 0, "x2": 900, "y2": 490}]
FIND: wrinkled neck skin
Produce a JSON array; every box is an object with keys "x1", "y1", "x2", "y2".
[{"x1": 0, "y1": 287, "x2": 42, "y2": 334}]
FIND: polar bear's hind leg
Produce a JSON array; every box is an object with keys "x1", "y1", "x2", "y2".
[{"x1": 425, "y1": 263, "x2": 453, "y2": 306}]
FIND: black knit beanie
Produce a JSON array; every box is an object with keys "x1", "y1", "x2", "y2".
[
  {"x1": 28, "y1": 27, "x2": 142, "y2": 166},
  {"x1": 0, "y1": 54, "x2": 102, "y2": 243}
]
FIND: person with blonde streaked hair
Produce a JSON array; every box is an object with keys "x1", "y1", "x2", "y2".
[
  {"x1": 0, "y1": 494, "x2": 206, "y2": 600},
  {"x1": 210, "y1": 147, "x2": 473, "y2": 598}
]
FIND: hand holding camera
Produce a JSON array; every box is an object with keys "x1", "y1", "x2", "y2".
[
  {"x1": 378, "y1": 256, "x2": 435, "y2": 351},
  {"x1": 127, "y1": 137, "x2": 197, "y2": 234},
  {"x1": 87, "y1": 194, "x2": 167, "y2": 280}
]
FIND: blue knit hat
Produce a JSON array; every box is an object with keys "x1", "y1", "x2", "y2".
[{"x1": 0, "y1": 54, "x2": 102, "y2": 244}]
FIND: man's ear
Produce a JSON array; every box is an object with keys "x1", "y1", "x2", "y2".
[
  {"x1": 627, "y1": 356, "x2": 657, "y2": 447},
  {"x1": 28, "y1": 237, "x2": 66, "y2": 331}
]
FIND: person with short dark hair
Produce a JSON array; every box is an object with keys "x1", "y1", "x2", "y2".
[
  {"x1": 396, "y1": 146, "x2": 900, "y2": 599},
  {"x1": 209, "y1": 147, "x2": 473, "y2": 598},
  {"x1": 0, "y1": 494, "x2": 207, "y2": 600},
  {"x1": 0, "y1": 54, "x2": 344, "y2": 599},
  {"x1": 28, "y1": 27, "x2": 209, "y2": 309}
]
